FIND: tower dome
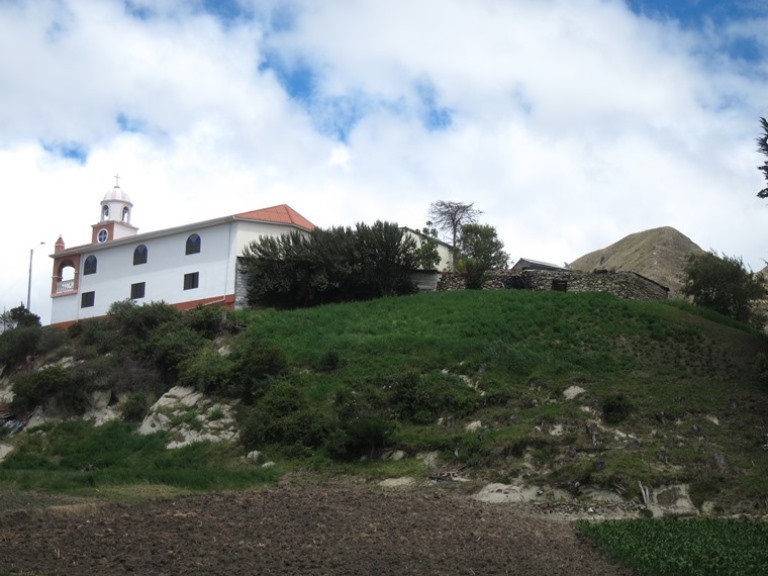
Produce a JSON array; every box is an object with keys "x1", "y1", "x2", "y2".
[
  {"x1": 91, "y1": 176, "x2": 139, "y2": 243},
  {"x1": 102, "y1": 185, "x2": 133, "y2": 205}
]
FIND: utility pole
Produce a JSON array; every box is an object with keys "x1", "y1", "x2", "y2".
[{"x1": 27, "y1": 241, "x2": 45, "y2": 312}]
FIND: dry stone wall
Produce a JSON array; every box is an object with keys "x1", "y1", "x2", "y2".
[{"x1": 437, "y1": 269, "x2": 669, "y2": 301}]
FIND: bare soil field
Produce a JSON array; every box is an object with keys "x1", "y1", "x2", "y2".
[{"x1": 0, "y1": 481, "x2": 632, "y2": 576}]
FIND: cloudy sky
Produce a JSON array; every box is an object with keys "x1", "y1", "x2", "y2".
[{"x1": 1, "y1": 0, "x2": 767, "y2": 325}]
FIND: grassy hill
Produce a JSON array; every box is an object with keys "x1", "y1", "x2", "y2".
[
  {"x1": 569, "y1": 226, "x2": 704, "y2": 296},
  {"x1": 1, "y1": 290, "x2": 768, "y2": 513}
]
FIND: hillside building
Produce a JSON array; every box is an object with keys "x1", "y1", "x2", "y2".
[{"x1": 49, "y1": 183, "x2": 315, "y2": 328}]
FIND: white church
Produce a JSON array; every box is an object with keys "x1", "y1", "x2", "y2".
[{"x1": 49, "y1": 182, "x2": 316, "y2": 328}]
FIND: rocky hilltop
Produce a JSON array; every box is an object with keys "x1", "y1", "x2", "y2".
[{"x1": 569, "y1": 226, "x2": 704, "y2": 297}]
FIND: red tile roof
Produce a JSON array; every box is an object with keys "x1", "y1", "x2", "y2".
[{"x1": 234, "y1": 204, "x2": 316, "y2": 231}]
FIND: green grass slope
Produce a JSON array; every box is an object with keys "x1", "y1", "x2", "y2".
[
  {"x1": 239, "y1": 289, "x2": 768, "y2": 510},
  {"x1": 2, "y1": 289, "x2": 767, "y2": 513}
]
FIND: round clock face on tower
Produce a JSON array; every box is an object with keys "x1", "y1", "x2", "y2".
[{"x1": 97, "y1": 229, "x2": 108, "y2": 243}]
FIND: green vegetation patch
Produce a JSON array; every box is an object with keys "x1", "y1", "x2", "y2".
[
  {"x1": 0, "y1": 421, "x2": 278, "y2": 494},
  {"x1": 579, "y1": 518, "x2": 768, "y2": 576}
]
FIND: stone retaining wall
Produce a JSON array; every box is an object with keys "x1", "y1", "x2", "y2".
[{"x1": 437, "y1": 269, "x2": 669, "y2": 301}]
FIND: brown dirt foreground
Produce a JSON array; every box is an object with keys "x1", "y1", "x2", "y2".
[{"x1": 0, "y1": 483, "x2": 632, "y2": 576}]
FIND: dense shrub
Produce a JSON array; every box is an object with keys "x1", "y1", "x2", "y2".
[
  {"x1": 68, "y1": 318, "x2": 117, "y2": 355},
  {"x1": 240, "y1": 381, "x2": 328, "y2": 450},
  {"x1": 120, "y1": 391, "x2": 149, "y2": 422},
  {"x1": 183, "y1": 304, "x2": 232, "y2": 339},
  {"x1": 681, "y1": 251, "x2": 766, "y2": 325},
  {"x1": 326, "y1": 384, "x2": 395, "y2": 459},
  {"x1": 178, "y1": 345, "x2": 233, "y2": 395},
  {"x1": 228, "y1": 335, "x2": 287, "y2": 404},
  {"x1": 35, "y1": 326, "x2": 70, "y2": 359},
  {"x1": 318, "y1": 349, "x2": 341, "y2": 372},
  {"x1": 108, "y1": 300, "x2": 181, "y2": 339},
  {"x1": 240, "y1": 221, "x2": 417, "y2": 309},
  {"x1": 145, "y1": 323, "x2": 205, "y2": 382},
  {"x1": 10, "y1": 366, "x2": 89, "y2": 415},
  {"x1": 755, "y1": 353, "x2": 768, "y2": 389},
  {"x1": 386, "y1": 371, "x2": 480, "y2": 424},
  {"x1": 602, "y1": 393, "x2": 634, "y2": 424},
  {"x1": 0, "y1": 325, "x2": 42, "y2": 371}
]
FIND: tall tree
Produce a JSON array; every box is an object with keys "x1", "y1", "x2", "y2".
[
  {"x1": 681, "y1": 251, "x2": 766, "y2": 325},
  {"x1": 427, "y1": 201, "x2": 482, "y2": 259},
  {"x1": 458, "y1": 224, "x2": 509, "y2": 289},
  {"x1": 240, "y1": 222, "x2": 417, "y2": 308},
  {"x1": 758, "y1": 117, "x2": 768, "y2": 199},
  {"x1": 413, "y1": 223, "x2": 442, "y2": 270},
  {"x1": 752, "y1": 118, "x2": 767, "y2": 318}
]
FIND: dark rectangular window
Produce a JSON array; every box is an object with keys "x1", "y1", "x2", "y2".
[
  {"x1": 81, "y1": 291, "x2": 95, "y2": 308},
  {"x1": 131, "y1": 282, "x2": 146, "y2": 300},
  {"x1": 183, "y1": 272, "x2": 199, "y2": 290}
]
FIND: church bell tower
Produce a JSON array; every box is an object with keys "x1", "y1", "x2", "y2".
[{"x1": 91, "y1": 175, "x2": 139, "y2": 244}]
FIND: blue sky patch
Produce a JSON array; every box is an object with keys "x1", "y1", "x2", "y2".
[
  {"x1": 311, "y1": 95, "x2": 368, "y2": 142},
  {"x1": 116, "y1": 113, "x2": 145, "y2": 133},
  {"x1": 123, "y1": 1, "x2": 154, "y2": 21},
  {"x1": 628, "y1": 1, "x2": 767, "y2": 66},
  {"x1": 259, "y1": 51, "x2": 317, "y2": 104},
  {"x1": 268, "y1": 3, "x2": 297, "y2": 33},
  {"x1": 202, "y1": 0, "x2": 253, "y2": 25},
  {"x1": 415, "y1": 81, "x2": 453, "y2": 131},
  {"x1": 41, "y1": 141, "x2": 88, "y2": 164}
]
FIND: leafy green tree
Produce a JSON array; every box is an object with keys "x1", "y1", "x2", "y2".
[
  {"x1": 757, "y1": 117, "x2": 768, "y2": 199},
  {"x1": 354, "y1": 221, "x2": 418, "y2": 298},
  {"x1": 458, "y1": 224, "x2": 509, "y2": 289},
  {"x1": 428, "y1": 201, "x2": 482, "y2": 267},
  {"x1": 681, "y1": 251, "x2": 766, "y2": 324},
  {"x1": 1, "y1": 304, "x2": 40, "y2": 332},
  {"x1": 413, "y1": 223, "x2": 442, "y2": 270},
  {"x1": 240, "y1": 221, "x2": 417, "y2": 308}
]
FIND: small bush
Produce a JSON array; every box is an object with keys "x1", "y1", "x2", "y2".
[
  {"x1": 10, "y1": 366, "x2": 89, "y2": 415},
  {"x1": 145, "y1": 323, "x2": 205, "y2": 381},
  {"x1": 240, "y1": 381, "x2": 328, "y2": 449},
  {"x1": 178, "y1": 345, "x2": 233, "y2": 395},
  {"x1": 602, "y1": 393, "x2": 633, "y2": 424},
  {"x1": 0, "y1": 325, "x2": 42, "y2": 371},
  {"x1": 326, "y1": 414, "x2": 396, "y2": 459},
  {"x1": 184, "y1": 304, "x2": 232, "y2": 339},
  {"x1": 120, "y1": 392, "x2": 149, "y2": 422},
  {"x1": 229, "y1": 336, "x2": 287, "y2": 404},
  {"x1": 755, "y1": 353, "x2": 768, "y2": 389},
  {"x1": 108, "y1": 300, "x2": 180, "y2": 339},
  {"x1": 35, "y1": 326, "x2": 70, "y2": 358},
  {"x1": 319, "y1": 350, "x2": 341, "y2": 372}
]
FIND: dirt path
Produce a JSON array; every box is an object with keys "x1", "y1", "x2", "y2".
[{"x1": 0, "y1": 483, "x2": 632, "y2": 576}]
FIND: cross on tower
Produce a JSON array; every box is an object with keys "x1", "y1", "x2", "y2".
[{"x1": 114, "y1": 173, "x2": 120, "y2": 187}]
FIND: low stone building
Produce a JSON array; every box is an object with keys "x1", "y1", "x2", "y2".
[{"x1": 437, "y1": 269, "x2": 669, "y2": 301}]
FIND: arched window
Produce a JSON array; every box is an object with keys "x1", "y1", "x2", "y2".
[
  {"x1": 133, "y1": 244, "x2": 148, "y2": 265},
  {"x1": 122, "y1": 206, "x2": 130, "y2": 222},
  {"x1": 186, "y1": 233, "x2": 201, "y2": 255},
  {"x1": 102, "y1": 205, "x2": 109, "y2": 221},
  {"x1": 83, "y1": 255, "x2": 97, "y2": 275}
]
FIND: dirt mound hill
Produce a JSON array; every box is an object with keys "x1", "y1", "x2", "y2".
[{"x1": 569, "y1": 226, "x2": 703, "y2": 297}]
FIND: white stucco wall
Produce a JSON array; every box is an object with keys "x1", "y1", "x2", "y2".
[{"x1": 50, "y1": 218, "x2": 312, "y2": 325}]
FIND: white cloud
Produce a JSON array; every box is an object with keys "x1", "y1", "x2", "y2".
[{"x1": 1, "y1": 0, "x2": 766, "y2": 325}]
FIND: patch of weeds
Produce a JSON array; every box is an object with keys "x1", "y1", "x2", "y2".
[
  {"x1": 120, "y1": 392, "x2": 149, "y2": 422},
  {"x1": 168, "y1": 409, "x2": 204, "y2": 431},
  {"x1": 602, "y1": 393, "x2": 634, "y2": 424}
]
